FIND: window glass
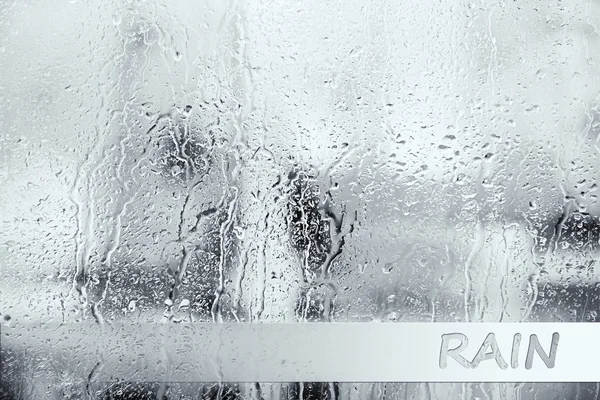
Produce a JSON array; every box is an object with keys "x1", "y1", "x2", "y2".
[{"x1": 1, "y1": 1, "x2": 599, "y2": 398}]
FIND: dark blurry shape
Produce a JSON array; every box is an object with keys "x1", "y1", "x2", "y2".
[
  {"x1": 285, "y1": 382, "x2": 339, "y2": 400},
  {"x1": 103, "y1": 382, "x2": 164, "y2": 400},
  {"x1": 149, "y1": 107, "x2": 215, "y2": 187},
  {"x1": 200, "y1": 383, "x2": 243, "y2": 400},
  {"x1": 154, "y1": 121, "x2": 211, "y2": 185},
  {"x1": 0, "y1": 347, "x2": 24, "y2": 400},
  {"x1": 287, "y1": 169, "x2": 333, "y2": 275},
  {"x1": 553, "y1": 210, "x2": 600, "y2": 251}
]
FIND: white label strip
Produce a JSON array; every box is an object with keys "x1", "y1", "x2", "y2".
[{"x1": 1, "y1": 323, "x2": 595, "y2": 382}]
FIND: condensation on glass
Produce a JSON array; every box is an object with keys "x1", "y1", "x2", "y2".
[{"x1": 0, "y1": 0, "x2": 599, "y2": 399}]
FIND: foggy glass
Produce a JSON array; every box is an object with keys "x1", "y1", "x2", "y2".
[{"x1": 1, "y1": 0, "x2": 599, "y2": 399}]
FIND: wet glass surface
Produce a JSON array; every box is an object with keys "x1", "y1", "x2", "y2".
[{"x1": 1, "y1": 0, "x2": 600, "y2": 398}]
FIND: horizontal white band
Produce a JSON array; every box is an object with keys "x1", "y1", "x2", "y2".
[{"x1": 1, "y1": 323, "x2": 593, "y2": 382}]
